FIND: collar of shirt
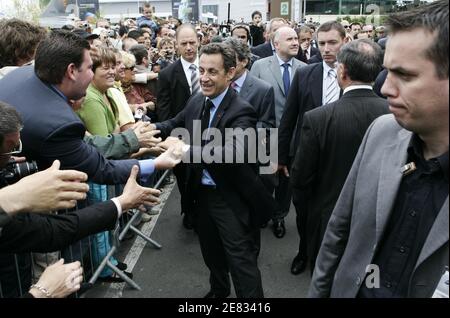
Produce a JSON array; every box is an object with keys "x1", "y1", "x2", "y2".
[
  {"x1": 322, "y1": 61, "x2": 337, "y2": 79},
  {"x1": 233, "y1": 70, "x2": 247, "y2": 92},
  {"x1": 207, "y1": 87, "x2": 229, "y2": 110},
  {"x1": 270, "y1": 42, "x2": 276, "y2": 53},
  {"x1": 343, "y1": 85, "x2": 373, "y2": 95},
  {"x1": 408, "y1": 134, "x2": 449, "y2": 181},
  {"x1": 49, "y1": 84, "x2": 69, "y2": 103},
  {"x1": 275, "y1": 53, "x2": 294, "y2": 67},
  {"x1": 180, "y1": 56, "x2": 199, "y2": 73}
]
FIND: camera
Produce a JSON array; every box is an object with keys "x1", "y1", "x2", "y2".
[
  {"x1": 108, "y1": 29, "x2": 116, "y2": 38},
  {"x1": 0, "y1": 159, "x2": 38, "y2": 187}
]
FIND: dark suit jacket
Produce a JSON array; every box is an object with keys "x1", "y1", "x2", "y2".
[
  {"x1": 0, "y1": 201, "x2": 118, "y2": 253},
  {"x1": 278, "y1": 62, "x2": 324, "y2": 164},
  {"x1": 296, "y1": 46, "x2": 320, "y2": 64},
  {"x1": 156, "y1": 59, "x2": 192, "y2": 121},
  {"x1": 291, "y1": 89, "x2": 389, "y2": 265},
  {"x1": 156, "y1": 89, "x2": 278, "y2": 227},
  {"x1": 0, "y1": 66, "x2": 136, "y2": 184},
  {"x1": 307, "y1": 53, "x2": 323, "y2": 64},
  {"x1": 238, "y1": 73, "x2": 276, "y2": 129},
  {"x1": 251, "y1": 42, "x2": 274, "y2": 59}
]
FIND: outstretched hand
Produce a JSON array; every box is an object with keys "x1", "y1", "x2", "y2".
[
  {"x1": 0, "y1": 160, "x2": 89, "y2": 214},
  {"x1": 117, "y1": 165, "x2": 161, "y2": 211}
]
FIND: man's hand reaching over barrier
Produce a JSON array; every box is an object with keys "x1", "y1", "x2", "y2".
[{"x1": 117, "y1": 165, "x2": 161, "y2": 211}]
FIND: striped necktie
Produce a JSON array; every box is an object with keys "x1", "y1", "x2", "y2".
[
  {"x1": 325, "y1": 68, "x2": 339, "y2": 105},
  {"x1": 189, "y1": 64, "x2": 200, "y2": 95}
]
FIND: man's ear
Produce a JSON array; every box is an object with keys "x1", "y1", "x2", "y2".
[
  {"x1": 227, "y1": 66, "x2": 236, "y2": 82},
  {"x1": 66, "y1": 63, "x2": 77, "y2": 81},
  {"x1": 338, "y1": 63, "x2": 347, "y2": 81}
]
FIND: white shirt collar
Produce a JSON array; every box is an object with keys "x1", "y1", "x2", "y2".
[
  {"x1": 322, "y1": 61, "x2": 337, "y2": 78},
  {"x1": 180, "y1": 56, "x2": 199, "y2": 72},
  {"x1": 343, "y1": 85, "x2": 373, "y2": 95},
  {"x1": 233, "y1": 70, "x2": 247, "y2": 90},
  {"x1": 275, "y1": 53, "x2": 293, "y2": 67}
]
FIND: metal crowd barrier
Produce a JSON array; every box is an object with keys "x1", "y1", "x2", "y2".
[{"x1": 0, "y1": 169, "x2": 171, "y2": 298}]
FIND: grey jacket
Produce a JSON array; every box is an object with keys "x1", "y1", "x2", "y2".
[
  {"x1": 249, "y1": 55, "x2": 306, "y2": 127},
  {"x1": 309, "y1": 114, "x2": 449, "y2": 298}
]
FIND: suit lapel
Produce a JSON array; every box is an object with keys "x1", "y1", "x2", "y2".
[
  {"x1": 269, "y1": 56, "x2": 285, "y2": 96},
  {"x1": 291, "y1": 59, "x2": 302, "y2": 75},
  {"x1": 210, "y1": 89, "x2": 234, "y2": 128},
  {"x1": 174, "y1": 60, "x2": 190, "y2": 92},
  {"x1": 239, "y1": 74, "x2": 252, "y2": 99},
  {"x1": 311, "y1": 63, "x2": 323, "y2": 106},
  {"x1": 415, "y1": 198, "x2": 449, "y2": 271},
  {"x1": 375, "y1": 129, "x2": 412, "y2": 243}
]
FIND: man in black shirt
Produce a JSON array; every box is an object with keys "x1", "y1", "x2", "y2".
[{"x1": 309, "y1": 0, "x2": 449, "y2": 298}]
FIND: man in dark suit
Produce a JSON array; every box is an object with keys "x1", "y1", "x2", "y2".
[
  {"x1": 291, "y1": 39, "x2": 389, "y2": 273},
  {"x1": 277, "y1": 21, "x2": 346, "y2": 275},
  {"x1": 156, "y1": 43, "x2": 277, "y2": 298},
  {"x1": 157, "y1": 24, "x2": 200, "y2": 229},
  {"x1": 251, "y1": 18, "x2": 287, "y2": 59},
  {"x1": 224, "y1": 38, "x2": 275, "y2": 130},
  {"x1": 296, "y1": 26, "x2": 320, "y2": 63}
]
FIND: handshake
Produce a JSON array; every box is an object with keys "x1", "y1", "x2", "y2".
[{"x1": 131, "y1": 121, "x2": 188, "y2": 169}]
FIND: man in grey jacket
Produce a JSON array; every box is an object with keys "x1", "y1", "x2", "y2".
[{"x1": 309, "y1": 0, "x2": 448, "y2": 298}]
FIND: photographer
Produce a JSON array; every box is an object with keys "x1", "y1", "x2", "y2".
[{"x1": 155, "y1": 37, "x2": 176, "y2": 70}]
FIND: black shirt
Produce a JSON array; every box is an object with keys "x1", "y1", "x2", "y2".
[{"x1": 358, "y1": 134, "x2": 449, "y2": 298}]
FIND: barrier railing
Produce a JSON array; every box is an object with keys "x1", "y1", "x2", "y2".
[{"x1": 0, "y1": 169, "x2": 171, "y2": 298}]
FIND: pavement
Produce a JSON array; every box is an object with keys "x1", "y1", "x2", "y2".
[{"x1": 87, "y1": 175, "x2": 311, "y2": 298}]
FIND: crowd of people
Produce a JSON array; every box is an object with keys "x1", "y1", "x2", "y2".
[{"x1": 0, "y1": 0, "x2": 448, "y2": 298}]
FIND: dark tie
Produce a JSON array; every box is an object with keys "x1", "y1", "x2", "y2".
[
  {"x1": 201, "y1": 99, "x2": 214, "y2": 145},
  {"x1": 282, "y1": 63, "x2": 291, "y2": 96},
  {"x1": 304, "y1": 49, "x2": 309, "y2": 60}
]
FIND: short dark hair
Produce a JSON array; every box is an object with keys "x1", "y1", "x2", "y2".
[
  {"x1": 35, "y1": 30, "x2": 90, "y2": 84},
  {"x1": 0, "y1": 19, "x2": 47, "y2": 68},
  {"x1": 337, "y1": 39, "x2": 383, "y2": 83},
  {"x1": 298, "y1": 25, "x2": 313, "y2": 35},
  {"x1": 387, "y1": 0, "x2": 448, "y2": 79},
  {"x1": 127, "y1": 29, "x2": 143, "y2": 40},
  {"x1": 0, "y1": 101, "x2": 23, "y2": 146},
  {"x1": 199, "y1": 43, "x2": 236, "y2": 73},
  {"x1": 317, "y1": 20, "x2": 346, "y2": 39},
  {"x1": 252, "y1": 11, "x2": 262, "y2": 19},
  {"x1": 223, "y1": 37, "x2": 251, "y2": 64},
  {"x1": 129, "y1": 44, "x2": 148, "y2": 65}
]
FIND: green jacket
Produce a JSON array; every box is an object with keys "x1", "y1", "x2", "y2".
[
  {"x1": 84, "y1": 129, "x2": 139, "y2": 160},
  {"x1": 77, "y1": 84, "x2": 119, "y2": 137}
]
